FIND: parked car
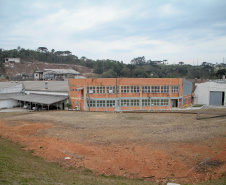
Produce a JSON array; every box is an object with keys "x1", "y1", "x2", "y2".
[{"x1": 23, "y1": 104, "x2": 31, "y2": 109}]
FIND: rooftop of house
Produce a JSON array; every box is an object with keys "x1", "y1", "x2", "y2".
[{"x1": 43, "y1": 69, "x2": 80, "y2": 75}]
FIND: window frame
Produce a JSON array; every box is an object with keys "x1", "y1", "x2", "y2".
[
  {"x1": 131, "y1": 86, "x2": 140, "y2": 93},
  {"x1": 161, "y1": 99, "x2": 169, "y2": 106},
  {"x1": 142, "y1": 86, "x2": 151, "y2": 93},
  {"x1": 97, "y1": 86, "x2": 105, "y2": 94},
  {"x1": 121, "y1": 86, "x2": 130, "y2": 93},
  {"x1": 161, "y1": 86, "x2": 169, "y2": 93},
  {"x1": 121, "y1": 99, "x2": 130, "y2": 106},
  {"x1": 131, "y1": 99, "x2": 139, "y2": 106},
  {"x1": 171, "y1": 86, "x2": 179, "y2": 93},
  {"x1": 96, "y1": 100, "x2": 105, "y2": 107},
  {"x1": 87, "y1": 86, "x2": 95, "y2": 94},
  {"x1": 106, "y1": 100, "x2": 115, "y2": 107},
  {"x1": 151, "y1": 99, "x2": 160, "y2": 106},
  {"x1": 142, "y1": 99, "x2": 150, "y2": 106},
  {"x1": 151, "y1": 86, "x2": 160, "y2": 93},
  {"x1": 87, "y1": 100, "x2": 95, "y2": 107},
  {"x1": 106, "y1": 86, "x2": 115, "y2": 93}
]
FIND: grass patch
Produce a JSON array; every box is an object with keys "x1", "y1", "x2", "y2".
[
  {"x1": 192, "y1": 104, "x2": 204, "y2": 107},
  {"x1": 0, "y1": 137, "x2": 154, "y2": 185}
]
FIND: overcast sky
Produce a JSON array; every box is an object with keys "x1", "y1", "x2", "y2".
[{"x1": 0, "y1": 0, "x2": 226, "y2": 65}]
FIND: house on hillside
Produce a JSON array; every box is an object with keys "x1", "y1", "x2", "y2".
[
  {"x1": 5, "y1": 58, "x2": 20, "y2": 63},
  {"x1": 34, "y1": 69, "x2": 85, "y2": 81},
  {"x1": 68, "y1": 78, "x2": 194, "y2": 111}
]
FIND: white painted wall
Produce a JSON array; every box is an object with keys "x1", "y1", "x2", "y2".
[
  {"x1": 25, "y1": 90, "x2": 68, "y2": 96},
  {"x1": 0, "y1": 99, "x2": 19, "y2": 109},
  {"x1": 194, "y1": 82, "x2": 226, "y2": 105},
  {"x1": 5, "y1": 58, "x2": 20, "y2": 63},
  {"x1": 0, "y1": 84, "x2": 23, "y2": 93}
]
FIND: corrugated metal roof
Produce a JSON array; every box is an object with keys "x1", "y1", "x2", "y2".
[
  {"x1": 0, "y1": 81, "x2": 69, "y2": 92},
  {"x1": 44, "y1": 69, "x2": 80, "y2": 75},
  {"x1": 11, "y1": 93, "x2": 68, "y2": 104},
  {"x1": 0, "y1": 93, "x2": 23, "y2": 100}
]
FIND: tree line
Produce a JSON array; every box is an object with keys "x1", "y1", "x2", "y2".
[{"x1": 0, "y1": 47, "x2": 225, "y2": 79}]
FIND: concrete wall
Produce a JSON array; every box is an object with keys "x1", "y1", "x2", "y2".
[
  {"x1": 194, "y1": 82, "x2": 226, "y2": 105},
  {"x1": 0, "y1": 99, "x2": 19, "y2": 109},
  {"x1": 0, "y1": 84, "x2": 23, "y2": 93},
  {"x1": 5, "y1": 58, "x2": 20, "y2": 63}
]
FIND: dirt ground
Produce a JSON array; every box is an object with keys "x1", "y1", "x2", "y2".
[{"x1": 0, "y1": 109, "x2": 226, "y2": 184}]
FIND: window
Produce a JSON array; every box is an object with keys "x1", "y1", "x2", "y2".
[
  {"x1": 87, "y1": 86, "x2": 95, "y2": 94},
  {"x1": 87, "y1": 100, "x2": 95, "y2": 107},
  {"x1": 151, "y1": 99, "x2": 160, "y2": 106},
  {"x1": 161, "y1": 99, "x2": 169, "y2": 106},
  {"x1": 151, "y1": 86, "x2": 160, "y2": 93},
  {"x1": 121, "y1": 99, "x2": 129, "y2": 106},
  {"x1": 131, "y1": 99, "x2": 139, "y2": 106},
  {"x1": 171, "y1": 86, "x2": 179, "y2": 93},
  {"x1": 97, "y1": 86, "x2": 105, "y2": 94},
  {"x1": 142, "y1": 86, "x2": 150, "y2": 93},
  {"x1": 161, "y1": 86, "x2": 169, "y2": 93},
  {"x1": 106, "y1": 86, "x2": 115, "y2": 93},
  {"x1": 142, "y1": 99, "x2": 150, "y2": 106},
  {"x1": 183, "y1": 98, "x2": 187, "y2": 104},
  {"x1": 97, "y1": 100, "x2": 105, "y2": 107},
  {"x1": 121, "y1": 86, "x2": 130, "y2": 93},
  {"x1": 107, "y1": 100, "x2": 115, "y2": 107},
  {"x1": 188, "y1": 97, "x2": 191, "y2": 103},
  {"x1": 131, "y1": 86, "x2": 140, "y2": 93}
]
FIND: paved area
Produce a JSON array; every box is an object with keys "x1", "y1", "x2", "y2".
[{"x1": 0, "y1": 107, "x2": 31, "y2": 112}]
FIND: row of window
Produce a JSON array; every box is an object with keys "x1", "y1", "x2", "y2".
[
  {"x1": 86, "y1": 85, "x2": 179, "y2": 94},
  {"x1": 87, "y1": 99, "x2": 170, "y2": 107}
]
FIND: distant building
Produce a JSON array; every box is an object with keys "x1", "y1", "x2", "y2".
[
  {"x1": 5, "y1": 58, "x2": 20, "y2": 63},
  {"x1": 34, "y1": 69, "x2": 85, "y2": 81}
]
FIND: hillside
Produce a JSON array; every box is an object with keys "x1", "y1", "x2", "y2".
[{"x1": 4, "y1": 61, "x2": 95, "y2": 79}]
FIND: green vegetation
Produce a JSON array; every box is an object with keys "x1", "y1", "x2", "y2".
[
  {"x1": 1, "y1": 47, "x2": 225, "y2": 79},
  {"x1": 0, "y1": 138, "x2": 153, "y2": 185},
  {"x1": 192, "y1": 104, "x2": 204, "y2": 107}
]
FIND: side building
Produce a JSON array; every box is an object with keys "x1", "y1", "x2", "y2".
[
  {"x1": 69, "y1": 78, "x2": 193, "y2": 111},
  {"x1": 0, "y1": 81, "x2": 69, "y2": 110}
]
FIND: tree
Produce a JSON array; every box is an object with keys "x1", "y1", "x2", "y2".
[
  {"x1": 216, "y1": 69, "x2": 226, "y2": 78},
  {"x1": 37, "y1": 47, "x2": 48, "y2": 53},
  {"x1": 132, "y1": 68, "x2": 148, "y2": 77},
  {"x1": 101, "y1": 69, "x2": 117, "y2": 78},
  {"x1": 131, "y1": 56, "x2": 146, "y2": 65}
]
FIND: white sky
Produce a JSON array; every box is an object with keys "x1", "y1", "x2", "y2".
[{"x1": 0, "y1": 0, "x2": 226, "y2": 65}]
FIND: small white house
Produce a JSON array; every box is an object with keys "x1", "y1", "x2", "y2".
[
  {"x1": 5, "y1": 58, "x2": 20, "y2": 63},
  {"x1": 194, "y1": 81, "x2": 226, "y2": 106}
]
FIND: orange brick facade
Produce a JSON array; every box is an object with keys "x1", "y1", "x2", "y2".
[{"x1": 68, "y1": 78, "x2": 193, "y2": 111}]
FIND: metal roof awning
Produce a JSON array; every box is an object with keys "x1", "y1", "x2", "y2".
[{"x1": 11, "y1": 94, "x2": 68, "y2": 105}]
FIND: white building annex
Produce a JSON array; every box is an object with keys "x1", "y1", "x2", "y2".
[
  {"x1": 0, "y1": 81, "x2": 69, "y2": 110},
  {"x1": 5, "y1": 58, "x2": 20, "y2": 63},
  {"x1": 194, "y1": 81, "x2": 226, "y2": 106}
]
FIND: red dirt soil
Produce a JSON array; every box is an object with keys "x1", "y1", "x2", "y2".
[{"x1": 0, "y1": 120, "x2": 225, "y2": 184}]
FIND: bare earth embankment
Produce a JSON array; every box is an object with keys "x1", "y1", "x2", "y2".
[{"x1": 0, "y1": 109, "x2": 225, "y2": 184}]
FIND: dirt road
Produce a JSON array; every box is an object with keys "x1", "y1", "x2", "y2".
[{"x1": 0, "y1": 110, "x2": 225, "y2": 184}]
